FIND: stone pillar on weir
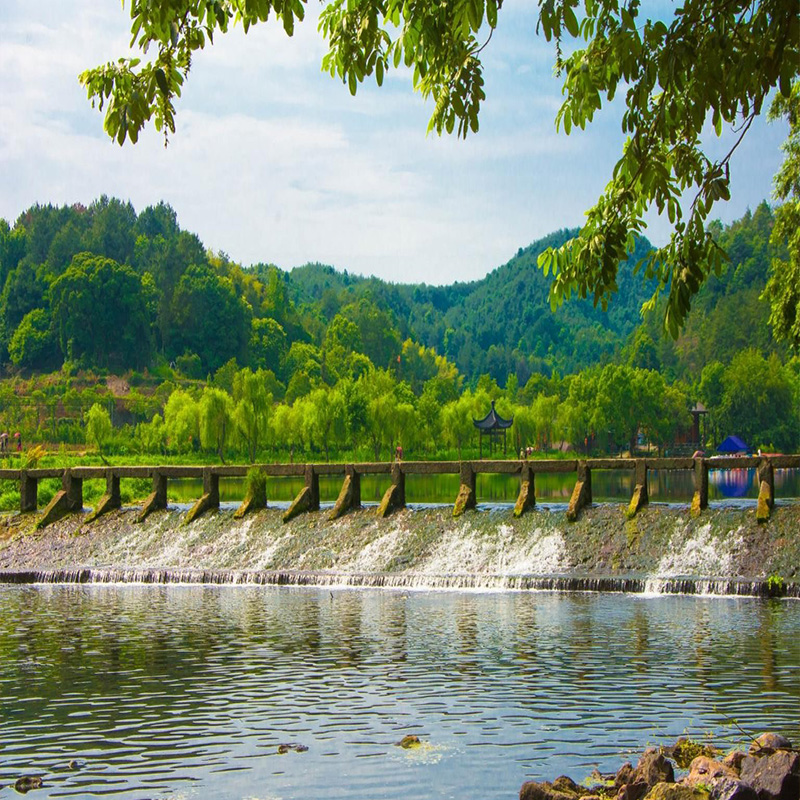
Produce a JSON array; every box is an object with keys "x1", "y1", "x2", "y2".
[
  {"x1": 566, "y1": 461, "x2": 592, "y2": 522},
  {"x1": 87, "y1": 469, "x2": 121, "y2": 522},
  {"x1": 330, "y1": 465, "x2": 361, "y2": 520},
  {"x1": 453, "y1": 462, "x2": 476, "y2": 517},
  {"x1": 19, "y1": 470, "x2": 38, "y2": 513},
  {"x1": 514, "y1": 463, "x2": 536, "y2": 517},
  {"x1": 691, "y1": 458, "x2": 708, "y2": 517},
  {"x1": 756, "y1": 459, "x2": 775, "y2": 524},
  {"x1": 37, "y1": 470, "x2": 83, "y2": 528},
  {"x1": 234, "y1": 469, "x2": 267, "y2": 519},
  {"x1": 137, "y1": 469, "x2": 168, "y2": 523},
  {"x1": 627, "y1": 459, "x2": 649, "y2": 518},
  {"x1": 185, "y1": 467, "x2": 221, "y2": 524},
  {"x1": 283, "y1": 465, "x2": 320, "y2": 523},
  {"x1": 377, "y1": 462, "x2": 406, "y2": 518}
]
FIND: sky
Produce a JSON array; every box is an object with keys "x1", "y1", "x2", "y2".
[{"x1": 0, "y1": 1, "x2": 788, "y2": 285}]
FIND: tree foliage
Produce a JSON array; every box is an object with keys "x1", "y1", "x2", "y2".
[
  {"x1": 50, "y1": 253, "x2": 154, "y2": 369},
  {"x1": 84, "y1": 403, "x2": 113, "y2": 457},
  {"x1": 764, "y1": 85, "x2": 800, "y2": 351},
  {"x1": 78, "y1": 0, "x2": 798, "y2": 340}
]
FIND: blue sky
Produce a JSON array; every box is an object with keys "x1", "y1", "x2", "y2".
[{"x1": 0, "y1": 1, "x2": 788, "y2": 285}]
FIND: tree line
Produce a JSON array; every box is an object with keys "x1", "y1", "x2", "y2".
[
  {"x1": 0, "y1": 197, "x2": 797, "y2": 458},
  {"x1": 5, "y1": 348, "x2": 799, "y2": 464}
]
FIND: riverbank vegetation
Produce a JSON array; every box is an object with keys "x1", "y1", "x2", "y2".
[{"x1": 0, "y1": 198, "x2": 798, "y2": 465}]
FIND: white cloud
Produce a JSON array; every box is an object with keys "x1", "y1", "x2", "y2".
[{"x1": 0, "y1": 0, "x2": 787, "y2": 286}]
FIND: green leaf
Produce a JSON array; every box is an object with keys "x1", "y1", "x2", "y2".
[
  {"x1": 563, "y1": 5, "x2": 579, "y2": 38},
  {"x1": 486, "y1": 0, "x2": 498, "y2": 29},
  {"x1": 155, "y1": 68, "x2": 169, "y2": 95}
]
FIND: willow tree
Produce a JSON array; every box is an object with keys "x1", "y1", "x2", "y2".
[{"x1": 80, "y1": 0, "x2": 798, "y2": 342}]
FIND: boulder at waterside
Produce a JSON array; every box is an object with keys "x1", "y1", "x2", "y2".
[
  {"x1": 519, "y1": 733, "x2": 798, "y2": 800},
  {"x1": 739, "y1": 751, "x2": 800, "y2": 800},
  {"x1": 708, "y1": 777, "x2": 758, "y2": 800},
  {"x1": 519, "y1": 779, "x2": 585, "y2": 800},
  {"x1": 685, "y1": 756, "x2": 738, "y2": 788},
  {"x1": 643, "y1": 783, "x2": 708, "y2": 800},
  {"x1": 635, "y1": 749, "x2": 676, "y2": 788},
  {"x1": 749, "y1": 734, "x2": 794, "y2": 756},
  {"x1": 723, "y1": 753, "x2": 749, "y2": 773}
]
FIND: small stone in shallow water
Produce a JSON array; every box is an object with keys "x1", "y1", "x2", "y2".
[
  {"x1": 590, "y1": 770, "x2": 617, "y2": 785},
  {"x1": 396, "y1": 735, "x2": 422, "y2": 749},
  {"x1": 277, "y1": 743, "x2": 307, "y2": 754},
  {"x1": 14, "y1": 776, "x2": 43, "y2": 793}
]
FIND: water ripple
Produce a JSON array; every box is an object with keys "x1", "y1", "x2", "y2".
[{"x1": 0, "y1": 586, "x2": 798, "y2": 799}]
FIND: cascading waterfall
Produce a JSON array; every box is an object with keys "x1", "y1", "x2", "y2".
[
  {"x1": 0, "y1": 502, "x2": 797, "y2": 597},
  {"x1": 1, "y1": 567, "x2": 797, "y2": 597}
]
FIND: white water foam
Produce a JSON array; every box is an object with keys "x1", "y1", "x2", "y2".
[
  {"x1": 652, "y1": 522, "x2": 744, "y2": 578},
  {"x1": 339, "y1": 524, "x2": 410, "y2": 573},
  {"x1": 417, "y1": 523, "x2": 569, "y2": 575}
]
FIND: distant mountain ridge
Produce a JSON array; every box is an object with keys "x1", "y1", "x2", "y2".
[
  {"x1": 0, "y1": 197, "x2": 782, "y2": 385},
  {"x1": 288, "y1": 228, "x2": 658, "y2": 380}
]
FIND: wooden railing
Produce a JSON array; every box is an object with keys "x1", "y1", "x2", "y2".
[{"x1": 2, "y1": 455, "x2": 797, "y2": 528}]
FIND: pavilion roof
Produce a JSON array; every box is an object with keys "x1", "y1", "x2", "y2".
[
  {"x1": 473, "y1": 400, "x2": 513, "y2": 431},
  {"x1": 717, "y1": 434, "x2": 749, "y2": 453}
]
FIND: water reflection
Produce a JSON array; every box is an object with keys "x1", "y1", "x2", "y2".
[
  {"x1": 162, "y1": 468, "x2": 800, "y2": 506},
  {"x1": 0, "y1": 587, "x2": 798, "y2": 799}
]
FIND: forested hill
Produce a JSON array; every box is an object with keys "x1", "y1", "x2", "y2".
[
  {"x1": 288, "y1": 228, "x2": 657, "y2": 380},
  {"x1": 0, "y1": 196, "x2": 787, "y2": 389}
]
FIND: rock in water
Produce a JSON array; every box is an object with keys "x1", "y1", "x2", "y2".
[
  {"x1": 519, "y1": 780, "x2": 581, "y2": 800},
  {"x1": 552, "y1": 776, "x2": 581, "y2": 794},
  {"x1": 14, "y1": 776, "x2": 43, "y2": 793},
  {"x1": 277, "y1": 743, "x2": 308, "y2": 754},
  {"x1": 396, "y1": 735, "x2": 421, "y2": 749},
  {"x1": 617, "y1": 782, "x2": 650, "y2": 800},
  {"x1": 739, "y1": 751, "x2": 800, "y2": 800},
  {"x1": 615, "y1": 764, "x2": 635, "y2": 787},
  {"x1": 635, "y1": 749, "x2": 676, "y2": 788}
]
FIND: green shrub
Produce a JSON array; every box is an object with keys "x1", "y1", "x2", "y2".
[{"x1": 246, "y1": 467, "x2": 267, "y2": 502}]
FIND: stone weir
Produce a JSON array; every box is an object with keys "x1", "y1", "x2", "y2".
[
  {"x1": 2, "y1": 455, "x2": 797, "y2": 528},
  {"x1": 0, "y1": 501, "x2": 798, "y2": 597}
]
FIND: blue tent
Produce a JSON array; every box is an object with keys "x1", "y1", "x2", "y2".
[{"x1": 717, "y1": 434, "x2": 749, "y2": 454}]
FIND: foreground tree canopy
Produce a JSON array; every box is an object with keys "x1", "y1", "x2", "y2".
[{"x1": 80, "y1": 0, "x2": 799, "y2": 344}]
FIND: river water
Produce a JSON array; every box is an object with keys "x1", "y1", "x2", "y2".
[
  {"x1": 1, "y1": 585, "x2": 798, "y2": 799},
  {"x1": 161, "y1": 467, "x2": 800, "y2": 505}
]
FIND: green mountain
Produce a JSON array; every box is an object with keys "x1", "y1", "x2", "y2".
[
  {"x1": 288, "y1": 228, "x2": 657, "y2": 382},
  {"x1": 0, "y1": 196, "x2": 786, "y2": 387}
]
